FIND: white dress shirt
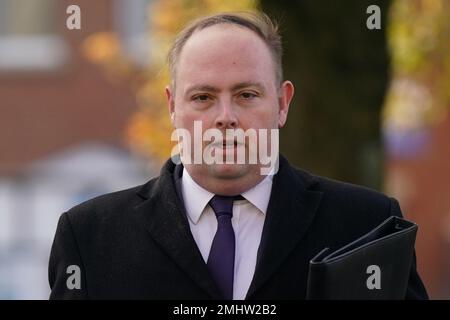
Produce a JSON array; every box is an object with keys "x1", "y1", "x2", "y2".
[{"x1": 181, "y1": 168, "x2": 273, "y2": 300}]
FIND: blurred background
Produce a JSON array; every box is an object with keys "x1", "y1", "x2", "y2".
[{"x1": 0, "y1": 0, "x2": 449, "y2": 299}]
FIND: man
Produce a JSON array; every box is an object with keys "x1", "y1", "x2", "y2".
[{"x1": 49, "y1": 12, "x2": 428, "y2": 299}]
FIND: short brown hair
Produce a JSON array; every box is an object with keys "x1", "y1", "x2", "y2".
[{"x1": 167, "y1": 11, "x2": 283, "y2": 89}]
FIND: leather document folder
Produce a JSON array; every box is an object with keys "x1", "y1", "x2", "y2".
[{"x1": 306, "y1": 216, "x2": 418, "y2": 300}]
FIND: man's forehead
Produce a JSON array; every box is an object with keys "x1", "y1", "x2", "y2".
[
  {"x1": 173, "y1": 23, "x2": 278, "y2": 92},
  {"x1": 188, "y1": 23, "x2": 262, "y2": 45},
  {"x1": 179, "y1": 24, "x2": 271, "y2": 63}
]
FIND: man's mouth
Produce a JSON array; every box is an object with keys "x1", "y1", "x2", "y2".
[
  {"x1": 208, "y1": 139, "x2": 239, "y2": 149},
  {"x1": 222, "y1": 140, "x2": 238, "y2": 148}
]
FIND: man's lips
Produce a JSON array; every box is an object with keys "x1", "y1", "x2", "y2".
[
  {"x1": 223, "y1": 141, "x2": 238, "y2": 147},
  {"x1": 212, "y1": 140, "x2": 240, "y2": 148}
]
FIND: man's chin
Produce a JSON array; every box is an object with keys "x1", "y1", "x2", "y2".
[{"x1": 207, "y1": 163, "x2": 250, "y2": 179}]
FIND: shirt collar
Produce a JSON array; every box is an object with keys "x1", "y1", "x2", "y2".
[
  {"x1": 181, "y1": 168, "x2": 214, "y2": 225},
  {"x1": 181, "y1": 168, "x2": 273, "y2": 225},
  {"x1": 241, "y1": 173, "x2": 273, "y2": 215}
]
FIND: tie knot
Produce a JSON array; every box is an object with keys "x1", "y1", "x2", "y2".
[{"x1": 209, "y1": 195, "x2": 243, "y2": 218}]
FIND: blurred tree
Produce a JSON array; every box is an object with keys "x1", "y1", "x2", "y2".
[{"x1": 261, "y1": 0, "x2": 391, "y2": 189}]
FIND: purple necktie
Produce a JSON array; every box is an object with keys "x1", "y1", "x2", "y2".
[{"x1": 207, "y1": 195, "x2": 243, "y2": 299}]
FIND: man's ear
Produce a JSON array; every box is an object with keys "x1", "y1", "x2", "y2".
[
  {"x1": 277, "y1": 80, "x2": 295, "y2": 128},
  {"x1": 165, "y1": 85, "x2": 176, "y2": 126}
]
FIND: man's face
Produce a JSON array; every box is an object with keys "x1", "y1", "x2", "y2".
[{"x1": 166, "y1": 23, "x2": 294, "y2": 183}]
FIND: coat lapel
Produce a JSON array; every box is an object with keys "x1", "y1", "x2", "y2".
[
  {"x1": 133, "y1": 159, "x2": 222, "y2": 299},
  {"x1": 246, "y1": 155, "x2": 323, "y2": 299}
]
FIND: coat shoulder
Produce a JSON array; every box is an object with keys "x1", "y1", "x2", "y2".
[
  {"x1": 64, "y1": 176, "x2": 158, "y2": 226},
  {"x1": 291, "y1": 166, "x2": 398, "y2": 218}
]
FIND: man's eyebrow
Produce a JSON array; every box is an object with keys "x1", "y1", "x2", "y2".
[
  {"x1": 184, "y1": 82, "x2": 267, "y2": 97},
  {"x1": 184, "y1": 85, "x2": 220, "y2": 97},
  {"x1": 231, "y1": 82, "x2": 266, "y2": 92}
]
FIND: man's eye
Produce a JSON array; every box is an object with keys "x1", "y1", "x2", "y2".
[
  {"x1": 240, "y1": 92, "x2": 258, "y2": 99},
  {"x1": 193, "y1": 95, "x2": 210, "y2": 102}
]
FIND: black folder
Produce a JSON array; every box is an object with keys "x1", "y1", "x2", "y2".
[{"x1": 306, "y1": 216, "x2": 418, "y2": 300}]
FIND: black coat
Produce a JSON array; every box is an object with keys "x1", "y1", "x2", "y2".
[{"x1": 48, "y1": 155, "x2": 428, "y2": 299}]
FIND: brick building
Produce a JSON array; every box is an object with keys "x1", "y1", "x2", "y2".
[{"x1": 0, "y1": 0, "x2": 152, "y2": 298}]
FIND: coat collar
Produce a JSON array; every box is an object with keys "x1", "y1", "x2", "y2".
[{"x1": 135, "y1": 155, "x2": 323, "y2": 299}]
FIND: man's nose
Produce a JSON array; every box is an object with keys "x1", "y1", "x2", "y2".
[{"x1": 215, "y1": 100, "x2": 238, "y2": 129}]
